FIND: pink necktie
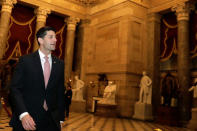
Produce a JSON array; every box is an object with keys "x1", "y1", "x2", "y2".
[
  {"x1": 43, "y1": 56, "x2": 50, "y2": 110},
  {"x1": 44, "y1": 56, "x2": 50, "y2": 87}
]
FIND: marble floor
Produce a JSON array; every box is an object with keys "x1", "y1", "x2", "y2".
[{"x1": 0, "y1": 109, "x2": 193, "y2": 131}]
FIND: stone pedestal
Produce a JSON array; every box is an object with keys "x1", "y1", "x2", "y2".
[
  {"x1": 133, "y1": 102, "x2": 153, "y2": 121},
  {"x1": 95, "y1": 103, "x2": 117, "y2": 117},
  {"x1": 156, "y1": 106, "x2": 179, "y2": 126},
  {"x1": 187, "y1": 108, "x2": 197, "y2": 130},
  {"x1": 70, "y1": 100, "x2": 86, "y2": 113}
]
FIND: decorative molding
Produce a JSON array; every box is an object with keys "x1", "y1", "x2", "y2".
[
  {"x1": 2, "y1": 0, "x2": 17, "y2": 5},
  {"x1": 172, "y1": 2, "x2": 194, "y2": 21},
  {"x1": 79, "y1": 19, "x2": 91, "y2": 27},
  {"x1": 1, "y1": 0, "x2": 17, "y2": 13},
  {"x1": 34, "y1": 7, "x2": 51, "y2": 22},
  {"x1": 148, "y1": 13, "x2": 161, "y2": 23},
  {"x1": 65, "y1": 16, "x2": 80, "y2": 31},
  {"x1": 66, "y1": 0, "x2": 106, "y2": 6}
]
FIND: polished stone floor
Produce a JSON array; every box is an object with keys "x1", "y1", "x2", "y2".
[{"x1": 0, "y1": 108, "x2": 193, "y2": 131}]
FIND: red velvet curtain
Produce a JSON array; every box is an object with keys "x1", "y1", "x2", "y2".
[
  {"x1": 160, "y1": 11, "x2": 197, "y2": 62},
  {"x1": 4, "y1": 4, "x2": 67, "y2": 61},
  {"x1": 4, "y1": 4, "x2": 36, "y2": 60},
  {"x1": 160, "y1": 13, "x2": 177, "y2": 62},
  {"x1": 46, "y1": 14, "x2": 67, "y2": 60}
]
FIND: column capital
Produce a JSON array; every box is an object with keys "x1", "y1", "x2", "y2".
[
  {"x1": 65, "y1": 16, "x2": 80, "y2": 31},
  {"x1": 147, "y1": 13, "x2": 161, "y2": 23},
  {"x1": 1, "y1": 0, "x2": 17, "y2": 13},
  {"x1": 172, "y1": 2, "x2": 194, "y2": 21},
  {"x1": 34, "y1": 7, "x2": 51, "y2": 22}
]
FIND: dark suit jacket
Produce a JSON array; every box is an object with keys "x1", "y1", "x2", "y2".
[
  {"x1": 65, "y1": 90, "x2": 72, "y2": 105},
  {"x1": 9, "y1": 51, "x2": 65, "y2": 129}
]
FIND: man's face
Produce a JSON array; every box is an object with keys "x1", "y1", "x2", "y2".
[{"x1": 39, "y1": 30, "x2": 57, "y2": 52}]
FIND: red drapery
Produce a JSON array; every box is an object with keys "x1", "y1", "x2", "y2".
[
  {"x1": 46, "y1": 14, "x2": 67, "y2": 60},
  {"x1": 4, "y1": 4, "x2": 36, "y2": 60},
  {"x1": 160, "y1": 12, "x2": 197, "y2": 62},
  {"x1": 4, "y1": 4, "x2": 67, "y2": 61},
  {"x1": 160, "y1": 13, "x2": 177, "y2": 62}
]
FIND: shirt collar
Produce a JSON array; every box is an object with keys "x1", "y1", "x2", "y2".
[{"x1": 38, "y1": 49, "x2": 51, "y2": 59}]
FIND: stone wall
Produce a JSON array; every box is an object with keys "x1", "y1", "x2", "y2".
[{"x1": 82, "y1": 1, "x2": 148, "y2": 117}]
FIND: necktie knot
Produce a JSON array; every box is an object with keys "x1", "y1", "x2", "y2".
[{"x1": 44, "y1": 56, "x2": 49, "y2": 62}]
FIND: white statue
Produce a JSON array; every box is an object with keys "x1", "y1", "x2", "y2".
[
  {"x1": 98, "y1": 81, "x2": 117, "y2": 104},
  {"x1": 72, "y1": 75, "x2": 85, "y2": 101},
  {"x1": 189, "y1": 78, "x2": 197, "y2": 98},
  {"x1": 137, "y1": 71, "x2": 152, "y2": 104}
]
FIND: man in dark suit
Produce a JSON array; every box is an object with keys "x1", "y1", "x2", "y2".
[
  {"x1": 9, "y1": 26, "x2": 65, "y2": 131},
  {"x1": 65, "y1": 82, "x2": 72, "y2": 119}
]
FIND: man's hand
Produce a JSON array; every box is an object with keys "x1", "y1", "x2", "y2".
[
  {"x1": 60, "y1": 121, "x2": 64, "y2": 128},
  {"x1": 21, "y1": 114, "x2": 36, "y2": 130}
]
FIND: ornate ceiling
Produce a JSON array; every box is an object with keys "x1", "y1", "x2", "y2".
[{"x1": 67, "y1": 0, "x2": 107, "y2": 6}]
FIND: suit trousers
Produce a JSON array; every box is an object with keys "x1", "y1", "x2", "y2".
[
  {"x1": 12, "y1": 108, "x2": 60, "y2": 131},
  {"x1": 65, "y1": 103, "x2": 70, "y2": 118}
]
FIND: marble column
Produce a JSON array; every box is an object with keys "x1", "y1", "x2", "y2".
[
  {"x1": 147, "y1": 13, "x2": 161, "y2": 115},
  {"x1": 0, "y1": 0, "x2": 17, "y2": 59},
  {"x1": 64, "y1": 16, "x2": 80, "y2": 81},
  {"x1": 76, "y1": 19, "x2": 91, "y2": 99},
  {"x1": 172, "y1": 2, "x2": 192, "y2": 125},
  {"x1": 75, "y1": 19, "x2": 90, "y2": 79},
  {"x1": 33, "y1": 7, "x2": 51, "y2": 52}
]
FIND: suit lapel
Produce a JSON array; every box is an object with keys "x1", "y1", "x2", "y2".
[{"x1": 33, "y1": 51, "x2": 45, "y2": 89}]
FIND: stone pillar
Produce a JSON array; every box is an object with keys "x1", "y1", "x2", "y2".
[
  {"x1": 0, "y1": 0, "x2": 17, "y2": 59},
  {"x1": 147, "y1": 13, "x2": 161, "y2": 116},
  {"x1": 75, "y1": 19, "x2": 90, "y2": 79},
  {"x1": 172, "y1": 2, "x2": 192, "y2": 125},
  {"x1": 77, "y1": 19, "x2": 91, "y2": 99},
  {"x1": 64, "y1": 16, "x2": 80, "y2": 81},
  {"x1": 33, "y1": 7, "x2": 51, "y2": 52}
]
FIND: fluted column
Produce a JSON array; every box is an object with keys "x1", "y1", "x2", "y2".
[
  {"x1": 172, "y1": 2, "x2": 193, "y2": 125},
  {"x1": 147, "y1": 13, "x2": 161, "y2": 115},
  {"x1": 0, "y1": 0, "x2": 17, "y2": 59},
  {"x1": 64, "y1": 16, "x2": 80, "y2": 81},
  {"x1": 33, "y1": 7, "x2": 51, "y2": 51}
]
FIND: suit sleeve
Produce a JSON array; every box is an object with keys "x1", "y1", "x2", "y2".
[
  {"x1": 57, "y1": 61, "x2": 65, "y2": 121},
  {"x1": 9, "y1": 56, "x2": 27, "y2": 116}
]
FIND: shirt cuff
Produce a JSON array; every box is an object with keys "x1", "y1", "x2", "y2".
[{"x1": 19, "y1": 112, "x2": 29, "y2": 120}]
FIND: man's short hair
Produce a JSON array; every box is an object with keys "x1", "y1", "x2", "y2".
[{"x1": 36, "y1": 26, "x2": 56, "y2": 45}]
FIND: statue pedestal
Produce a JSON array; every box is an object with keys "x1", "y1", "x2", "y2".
[
  {"x1": 70, "y1": 100, "x2": 86, "y2": 113},
  {"x1": 95, "y1": 103, "x2": 117, "y2": 117},
  {"x1": 133, "y1": 102, "x2": 153, "y2": 121},
  {"x1": 92, "y1": 96, "x2": 117, "y2": 117},
  {"x1": 187, "y1": 108, "x2": 197, "y2": 130},
  {"x1": 156, "y1": 106, "x2": 179, "y2": 126}
]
